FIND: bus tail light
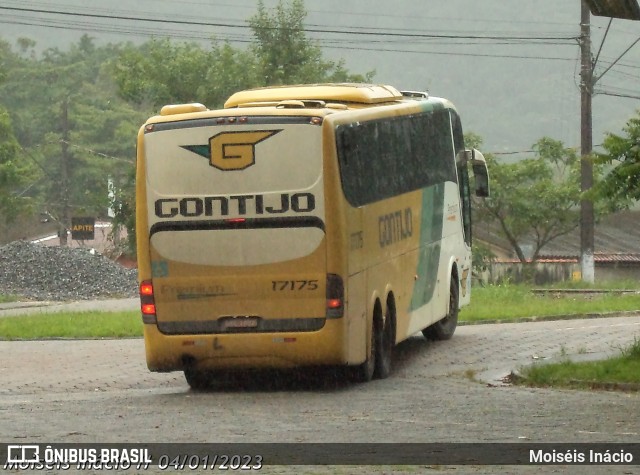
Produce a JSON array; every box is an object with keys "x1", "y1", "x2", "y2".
[
  {"x1": 326, "y1": 274, "x2": 344, "y2": 318},
  {"x1": 226, "y1": 217, "x2": 246, "y2": 225},
  {"x1": 139, "y1": 280, "x2": 157, "y2": 324}
]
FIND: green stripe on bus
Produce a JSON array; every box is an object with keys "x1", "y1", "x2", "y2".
[
  {"x1": 409, "y1": 183, "x2": 445, "y2": 312},
  {"x1": 418, "y1": 100, "x2": 445, "y2": 114}
]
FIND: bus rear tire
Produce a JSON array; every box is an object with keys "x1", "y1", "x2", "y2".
[
  {"x1": 374, "y1": 299, "x2": 394, "y2": 379},
  {"x1": 351, "y1": 315, "x2": 376, "y2": 383},
  {"x1": 184, "y1": 368, "x2": 212, "y2": 390},
  {"x1": 422, "y1": 277, "x2": 459, "y2": 341},
  {"x1": 351, "y1": 300, "x2": 395, "y2": 382}
]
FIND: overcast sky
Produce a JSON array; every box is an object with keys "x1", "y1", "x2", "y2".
[{"x1": 1, "y1": 0, "x2": 639, "y2": 154}]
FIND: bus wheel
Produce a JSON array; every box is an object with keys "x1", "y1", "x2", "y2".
[
  {"x1": 351, "y1": 315, "x2": 376, "y2": 383},
  {"x1": 374, "y1": 299, "x2": 394, "y2": 379},
  {"x1": 422, "y1": 277, "x2": 459, "y2": 341},
  {"x1": 184, "y1": 368, "x2": 212, "y2": 390}
]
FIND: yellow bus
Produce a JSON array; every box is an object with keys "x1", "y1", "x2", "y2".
[{"x1": 136, "y1": 83, "x2": 489, "y2": 388}]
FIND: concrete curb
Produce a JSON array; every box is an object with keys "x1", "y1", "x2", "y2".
[
  {"x1": 504, "y1": 349, "x2": 640, "y2": 392},
  {"x1": 459, "y1": 310, "x2": 640, "y2": 326}
]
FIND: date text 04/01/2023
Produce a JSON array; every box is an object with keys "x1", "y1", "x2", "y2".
[{"x1": 158, "y1": 453, "x2": 264, "y2": 471}]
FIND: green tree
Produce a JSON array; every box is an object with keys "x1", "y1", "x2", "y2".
[
  {"x1": 0, "y1": 38, "x2": 35, "y2": 222},
  {"x1": 0, "y1": 36, "x2": 140, "y2": 246},
  {"x1": 70, "y1": 75, "x2": 144, "y2": 254},
  {"x1": 112, "y1": 1, "x2": 373, "y2": 111},
  {"x1": 594, "y1": 110, "x2": 640, "y2": 206},
  {"x1": 249, "y1": 0, "x2": 374, "y2": 85},
  {"x1": 0, "y1": 107, "x2": 33, "y2": 222},
  {"x1": 202, "y1": 43, "x2": 262, "y2": 107},
  {"x1": 0, "y1": 1, "x2": 373, "y2": 251},
  {"x1": 474, "y1": 137, "x2": 585, "y2": 263},
  {"x1": 112, "y1": 38, "x2": 235, "y2": 109}
]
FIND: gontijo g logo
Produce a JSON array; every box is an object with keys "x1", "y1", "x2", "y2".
[{"x1": 182, "y1": 130, "x2": 281, "y2": 171}]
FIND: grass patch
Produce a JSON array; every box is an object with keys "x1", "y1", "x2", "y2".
[
  {"x1": 517, "y1": 338, "x2": 640, "y2": 390},
  {"x1": 0, "y1": 294, "x2": 19, "y2": 303},
  {"x1": 460, "y1": 283, "x2": 640, "y2": 323},
  {"x1": 0, "y1": 311, "x2": 142, "y2": 340},
  {"x1": 2, "y1": 281, "x2": 639, "y2": 340},
  {"x1": 546, "y1": 279, "x2": 639, "y2": 290}
]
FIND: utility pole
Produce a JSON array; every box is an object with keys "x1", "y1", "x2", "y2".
[
  {"x1": 59, "y1": 97, "x2": 71, "y2": 246},
  {"x1": 579, "y1": 0, "x2": 595, "y2": 283},
  {"x1": 578, "y1": 0, "x2": 640, "y2": 282}
]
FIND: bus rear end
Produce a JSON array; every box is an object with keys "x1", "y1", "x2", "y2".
[{"x1": 136, "y1": 104, "x2": 345, "y2": 384}]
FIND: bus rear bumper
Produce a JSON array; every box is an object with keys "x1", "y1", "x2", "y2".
[{"x1": 143, "y1": 319, "x2": 348, "y2": 372}]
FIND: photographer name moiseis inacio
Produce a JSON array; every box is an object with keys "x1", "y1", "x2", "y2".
[{"x1": 530, "y1": 448, "x2": 634, "y2": 464}]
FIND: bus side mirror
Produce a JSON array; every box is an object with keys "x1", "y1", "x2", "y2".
[{"x1": 464, "y1": 149, "x2": 490, "y2": 197}]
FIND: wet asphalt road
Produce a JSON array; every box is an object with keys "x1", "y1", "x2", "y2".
[{"x1": 1, "y1": 301, "x2": 639, "y2": 474}]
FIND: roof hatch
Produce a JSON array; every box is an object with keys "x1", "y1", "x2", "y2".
[{"x1": 224, "y1": 83, "x2": 403, "y2": 108}]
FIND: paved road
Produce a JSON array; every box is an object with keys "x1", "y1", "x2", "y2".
[{"x1": 1, "y1": 305, "x2": 639, "y2": 474}]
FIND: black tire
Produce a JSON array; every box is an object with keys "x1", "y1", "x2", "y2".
[
  {"x1": 422, "y1": 277, "x2": 459, "y2": 341},
  {"x1": 374, "y1": 300, "x2": 394, "y2": 379},
  {"x1": 184, "y1": 368, "x2": 213, "y2": 390},
  {"x1": 351, "y1": 314, "x2": 376, "y2": 383}
]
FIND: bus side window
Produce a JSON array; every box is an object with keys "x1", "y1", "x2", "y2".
[{"x1": 451, "y1": 111, "x2": 472, "y2": 246}]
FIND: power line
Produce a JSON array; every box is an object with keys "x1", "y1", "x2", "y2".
[
  {"x1": 318, "y1": 45, "x2": 578, "y2": 61},
  {"x1": 0, "y1": 16, "x2": 581, "y2": 61},
  {"x1": 594, "y1": 87, "x2": 640, "y2": 100},
  {"x1": 2, "y1": 6, "x2": 636, "y2": 88},
  {"x1": 598, "y1": 91, "x2": 640, "y2": 100},
  {"x1": 58, "y1": 139, "x2": 133, "y2": 163},
  {"x1": 600, "y1": 65, "x2": 640, "y2": 81},
  {"x1": 0, "y1": 16, "x2": 231, "y2": 42},
  {"x1": 16, "y1": 144, "x2": 55, "y2": 181},
  {"x1": 0, "y1": 5, "x2": 580, "y2": 42},
  {"x1": 0, "y1": 13, "x2": 583, "y2": 62},
  {"x1": 5, "y1": 0, "x2": 584, "y2": 32}
]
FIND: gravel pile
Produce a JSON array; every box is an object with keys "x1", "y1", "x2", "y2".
[{"x1": 0, "y1": 240, "x2": 138, "y2": 301}]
